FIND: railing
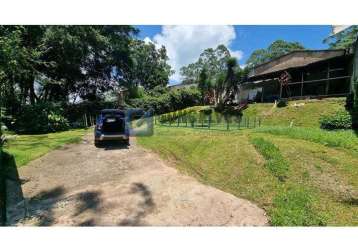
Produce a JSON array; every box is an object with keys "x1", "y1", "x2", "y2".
[{"x1": 156, "y1": 115, "x2": 261, "y2": 131}]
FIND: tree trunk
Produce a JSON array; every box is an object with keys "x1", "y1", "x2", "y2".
[
  {"x1": 29, "y1": 75, "x2": 36, "y2": 105},
  {"x1": 22, "y1": 86, "x2": 28, "y2": 105}
]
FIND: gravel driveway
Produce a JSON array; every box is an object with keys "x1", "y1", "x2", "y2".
[{"x1": 7, "y1": 132, "x2": 268, "y2": 226}]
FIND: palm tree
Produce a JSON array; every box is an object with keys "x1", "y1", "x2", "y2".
[
  {"x1": 213, "y1": 73, "x2": 225, "y2": 105},
  {"x1": 223, "y1": 57, "x2": 238, "y2": 105}
]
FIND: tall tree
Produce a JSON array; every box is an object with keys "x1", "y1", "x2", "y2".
[
  {"x1": 198, "y1": 68, "x2": 209, "y2": 104},
  {"x1": 120, "y1": 39, "x2": 173, "y2": 95},
  {"x1": 180, "y1": 44, "x2": 232, "y2": 85},
  {"x1": 246, "y1": 40, "x2": 305, "y2": 68}
]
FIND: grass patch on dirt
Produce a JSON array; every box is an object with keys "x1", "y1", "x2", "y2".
[
  {"x1": 249, "y1": 137, "x2": 289, "y2": 181},
  {"x1": 138, "y1": 125, "x2": 358, "y2": 226},
  {"x1": 3, "y1": 128, "x2": 88, "y2": 167},
  {"x1": 255, "y1": 127, "x2": 358, "y2": 153}
]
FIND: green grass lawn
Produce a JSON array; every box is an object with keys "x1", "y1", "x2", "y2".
[
  {"x1": 138, "y1": 98, "x2": 358, "y2": 226},
  {"x1": 3, "y1": 128, "x2": 88, "y2": 168}
]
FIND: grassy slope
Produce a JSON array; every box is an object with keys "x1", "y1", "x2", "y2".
[
  {"x1": 243, "y1": 98, "x2": 346, "y2": 127},
  {"x1": 3, "y1": 129, "x2": 88, "y2": 167},
  {"x1": 138, "y1": 98, "x2": 358, "y2": 226}
]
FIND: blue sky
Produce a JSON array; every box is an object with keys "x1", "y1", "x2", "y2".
[{"x1": 135, "y1": 25, "x2": 332, "y2": 83}]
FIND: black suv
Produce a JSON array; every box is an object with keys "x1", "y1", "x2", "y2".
[{"x1": 94, "y1": 109, "x2": 129, "y2": 146}]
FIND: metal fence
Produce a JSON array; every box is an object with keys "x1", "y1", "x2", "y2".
[{"x1": 155, "y1": 115, "x2": 261, "y2": 131}]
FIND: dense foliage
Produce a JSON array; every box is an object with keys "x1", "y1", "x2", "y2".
[
  {"x1": 128, "y1": 86, "x2": 201, "y2": 115},
  {"x1": 0, "y1": 26, "x2": 138, "y2": 105},
  {"x1": 319, "y1": 110, "x2": 352, "y2": 130},
  {"x1": 246, "y1": 40, "x2": 305, "y2": 68},
  {"x1": 11, "y1": 103, "x2": 70, "y2": 134}
]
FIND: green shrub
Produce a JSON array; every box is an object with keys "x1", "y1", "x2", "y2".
[
  {"x1": 319, "y1": 110, "x2": 352, "y2": 130},
  {"x1": 201, "y1": 107, "x2": 213, "y2": 115},
  {"x1": 48, "y1": 112, "x2": 70, "y2": 132},
  {"x1": 14, "y1": 103, "x2": 70, "y2": 134},
  {"x1": 214, "y1": 103, "x2": 242, "y2": 116},
  {"x1": 277, "y1": 99, "x2": 288, "y2": 108},
  {"x1": 14, "y1": 104, "x2": 49, "y2": 134},
  {"x1": 270, "y1": 186, "x2": 326, "y2": 226}
]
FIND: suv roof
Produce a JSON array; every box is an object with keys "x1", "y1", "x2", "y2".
[{"x1": 100, "y1": 109, "x2": 125, "y2": 114}]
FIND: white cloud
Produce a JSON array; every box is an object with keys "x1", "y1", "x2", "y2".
[
  {"x1": 151, "y1": 25, "x2": 243, "y2": 83},
  {"x1": 143, "y1": 36, "x2": 154, "y2": 44},
  {"x1": 229, "y1": 49, "x2": 244, "y2": 61}
]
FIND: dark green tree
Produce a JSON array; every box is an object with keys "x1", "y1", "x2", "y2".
[
  {"x1": 0, "y1": 25, "x2": 137, "y2": 105},
  {"x1": 246, "y1": 40, "x2": 305, "y2": 68},
  {"x1": 120, "y1": 39, "x2": 173, "y2": 96}
]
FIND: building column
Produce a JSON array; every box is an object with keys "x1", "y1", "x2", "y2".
[
  {"x1": 300, "y1": 71, "x2": 304, "y2": 97},
  {"x1": 326, "y1": 62, "x2": 330, "y2": 95}
]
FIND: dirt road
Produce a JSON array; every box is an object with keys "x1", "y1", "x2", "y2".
[{"x1": 7, "y1": 132, "x2": 268, "y2": 226}]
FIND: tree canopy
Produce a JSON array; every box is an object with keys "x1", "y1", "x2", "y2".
[
  {"x1": 0, "y1": 25, "x2": 138, "y2": 105},
  {"x1": 246, "y1": 40, "x2": 305, "y2": 68},
  {"x1": 179, "y1": 44, "x2": 232, "y2": 85},
  {"x1": 122, "y1": 39, "x2": 173, "y2": 93},
  {"x1": 324, "y1": 25, "x2": 358, "y2": 49},
  {"x1": 0, "y1": 26, "x2": 174, "y2": 107}
]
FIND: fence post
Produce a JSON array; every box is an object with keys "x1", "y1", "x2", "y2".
[
  {"x1": 177, "y1": 117, "x2": 179, "y2": 127},
  {"x1": 186, "y1": 116, "x2": 188, "y2": 127},
  {"x1": 247, "y1": 117, "x2": 250, "y2": 128},
  {"x1": 254, "y1": 117, "x2": 256, "y2": 128},
  {"x1": 259, "y1": 117, "x2": 261, "y2": 127},
  {"x1": 84, "y1": 113, "x2": 88, "y2": 127},
  {"x1": 208, "y1": 114, "x2": 211, "y2": 129},
  {"x1": 226, "y1": 119, "x2": 229, "y2": 131}
]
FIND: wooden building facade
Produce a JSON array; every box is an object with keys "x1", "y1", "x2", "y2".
[{"x1": 239, "y1": 50, "x2": 353, "y2": 103}]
